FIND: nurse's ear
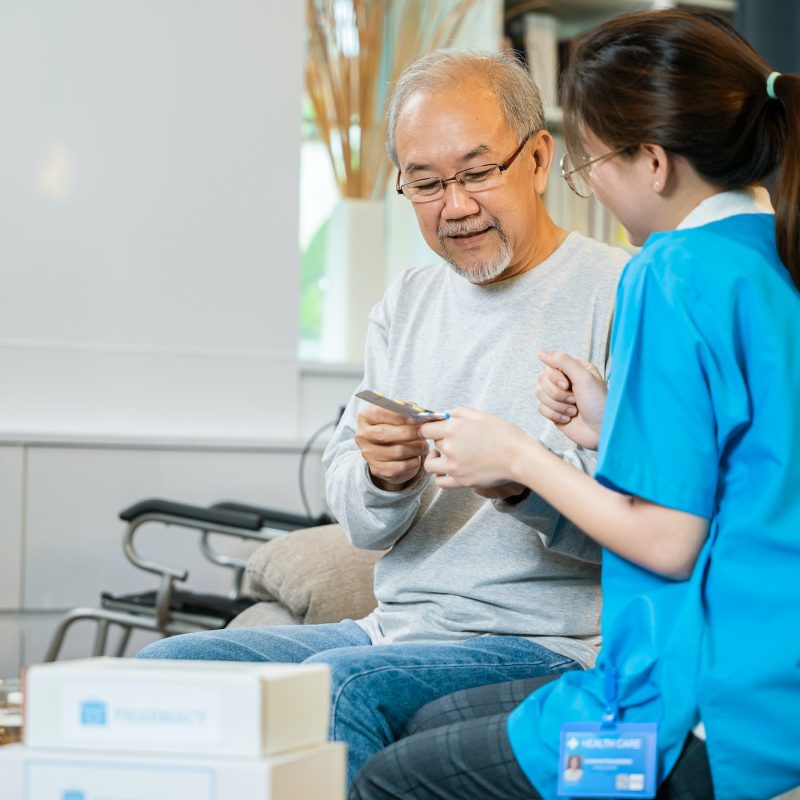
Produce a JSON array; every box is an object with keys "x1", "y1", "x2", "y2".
[{"x1": 640, "y1": 143, "x2": 671, "y2": 194}]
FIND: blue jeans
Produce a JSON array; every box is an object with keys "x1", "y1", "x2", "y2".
[{"x1": 137, "y1": 622, "x2": 577, "y2": 784}]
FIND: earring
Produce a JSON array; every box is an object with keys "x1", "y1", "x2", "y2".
[{"x1": 653, "y1": 180, "x2": 661, "y2": 189}]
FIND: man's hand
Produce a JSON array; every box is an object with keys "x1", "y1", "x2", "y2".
[
  {"x1": 355, "y1": 406, "x2": 429, "y2": 492},
  {"x1": 535, "y1": 350, "x2": 607, "y2": 450}
]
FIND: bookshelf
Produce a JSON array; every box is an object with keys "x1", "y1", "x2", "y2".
[{"x1": 504, "y1": 0, "x2": 736, "y2": 251}]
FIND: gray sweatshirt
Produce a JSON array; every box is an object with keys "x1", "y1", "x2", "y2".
[{"x1": 323, "y1": 232, "x2": 627, "y2": 668}]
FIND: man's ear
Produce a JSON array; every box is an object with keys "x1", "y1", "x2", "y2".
[
  {"x1": 641, "y1": 143, "x2": 671, "y2": 194},
  {"x1": 530, "y1": 130, "x2": 557, "y2": 195}
]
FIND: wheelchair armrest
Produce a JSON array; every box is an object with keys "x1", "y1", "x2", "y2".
[
  {"x1": 118, "y1": 498, "x2": 272, "y2": 581},
  {"x1": 202, "y1": 504, "x2": 333, "y2": 585},
  {"x1": 211, "y1": 502, "x2": 333, "y2": 531},
  {"x1": 120, "y1": 499, "x2": 263, "y2": 530}
]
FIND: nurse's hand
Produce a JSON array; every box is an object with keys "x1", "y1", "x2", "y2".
[
  {"x1": 418, "y1": 408, "x2": 533, "y2": 490},
  {"x1": 536, "y1": 351, "x2": 607, "y2": 450}
]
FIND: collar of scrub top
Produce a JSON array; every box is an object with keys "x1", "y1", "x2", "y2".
[{"x1": 677, "y1": 185, "x2": 774, "y2": 231}]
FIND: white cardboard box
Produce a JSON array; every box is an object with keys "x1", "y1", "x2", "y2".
[
  {"x1": 25, "y1": 658, "x2": 330, "y2": 758},
  {"x1": 0, "y1": 742, "x2": 345, "y2": 800}
]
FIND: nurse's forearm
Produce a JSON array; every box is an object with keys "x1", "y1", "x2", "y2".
[{"x1": 508, "y1": 437, "x2": 708, "y2": 580}]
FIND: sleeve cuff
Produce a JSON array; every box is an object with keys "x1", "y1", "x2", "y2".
[{"x1": 360, "y1": 460, "x2": 430, "y2": 503}]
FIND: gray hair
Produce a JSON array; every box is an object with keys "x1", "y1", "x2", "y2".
[{"x1": 385, "y1": 49, "x2": 546, "y2": 168}]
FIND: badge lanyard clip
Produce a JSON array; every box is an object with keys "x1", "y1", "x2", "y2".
[
  {"x1": 558, "y1": 666, "x2": 658, "y2": 798},
  {"x1": 601, "y1": 667, "x2": 619, "y2": 730}
]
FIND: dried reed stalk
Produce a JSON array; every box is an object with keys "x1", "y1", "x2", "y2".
[{"x1": 306, "y1": 0, "x2": 481, "y2": 199}]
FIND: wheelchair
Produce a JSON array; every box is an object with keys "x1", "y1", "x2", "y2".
[{"x1": 44, "y1": 498, "x2": 331, "y2": 661}]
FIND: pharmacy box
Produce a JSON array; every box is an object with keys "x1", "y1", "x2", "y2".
[
  {"x1": 25, "y1": 658, "x2": 330, "y2": 758},
  {"x1": 0, "y1": 741, "x2": 345, "y2": 800}
]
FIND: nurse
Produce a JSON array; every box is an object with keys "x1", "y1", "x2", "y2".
[{"x1": 349, "y1": 9, "x2": 800, "y2": 800}]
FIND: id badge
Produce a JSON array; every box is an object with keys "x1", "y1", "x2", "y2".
[{"x1": 557, "y1": 721, "x2": 657, "y2": 798}]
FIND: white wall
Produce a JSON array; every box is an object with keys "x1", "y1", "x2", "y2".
[{"x1": 0, "y1": 0, "x2": 305, "y2": 439}]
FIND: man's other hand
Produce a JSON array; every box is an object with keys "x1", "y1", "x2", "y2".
[{"x1": 355, "y1": 406, "x2": 430, "y2": 491}]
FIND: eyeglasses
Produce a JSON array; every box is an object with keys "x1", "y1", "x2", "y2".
[
  {"x1": 560, "y1": 147, "x2": 627, "y2": 198},
  {"x1": 396, "y1": 134, "x2": 533, "y2": 203}
]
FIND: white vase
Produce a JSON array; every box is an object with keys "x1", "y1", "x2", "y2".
[{"x1": 319, "y1": 198, "x2": 385, "y2": 363}]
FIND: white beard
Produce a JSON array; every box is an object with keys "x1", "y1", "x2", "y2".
[{"x1": 439, "y1": 226, "x2": 514, "y2": 284}]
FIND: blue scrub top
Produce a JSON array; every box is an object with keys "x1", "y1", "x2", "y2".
[{"x1": 507, "y1": 214, "x2": 800, "y2": 800}]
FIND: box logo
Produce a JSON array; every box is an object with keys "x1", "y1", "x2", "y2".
[
  {"x1": 65, "y1": 683, "x2": 222, "y2": 745},
  {"x1": 79, "y1": 699, "x2": 107, "y2": 726}
]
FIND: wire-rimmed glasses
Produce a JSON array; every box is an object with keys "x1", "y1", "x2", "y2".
[
  {"x1": 560, "y1": 147, "x2": 627, "y2": 198},
  {"x1": 396, "y1": 134, "x2": 533, "y2": 203}
]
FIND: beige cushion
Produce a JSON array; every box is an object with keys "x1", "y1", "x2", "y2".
[
  {"x1": 226, "y1": 600, "x2": 301, "y2": 628},
  {"x1": 241, "y1": 524, "x2": 382, "y2": 625}
]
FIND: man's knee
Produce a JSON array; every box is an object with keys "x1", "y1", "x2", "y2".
[
  {"x1": 136, "y1": 631, "x2": 229, "y2": 660},
  {"x1": 136, "y1": 629, "x2": 273, "y2": 662}
]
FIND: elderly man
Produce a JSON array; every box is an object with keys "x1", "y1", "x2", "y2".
[{"x1": 139, "y1": 49, "x2": 627, "y2": 783}]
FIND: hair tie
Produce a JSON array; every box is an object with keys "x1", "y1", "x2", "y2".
[{"x1": 766, "y1": 71, "x2": 782, "y2": 100}]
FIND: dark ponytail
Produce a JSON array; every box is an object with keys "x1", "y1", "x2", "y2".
[
  {"x1": 560, "y1": 9, "x2": 800, "y2": 290},
  {"x1": 771, "y1": 73, "x2": 800, "y2": 289}
]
